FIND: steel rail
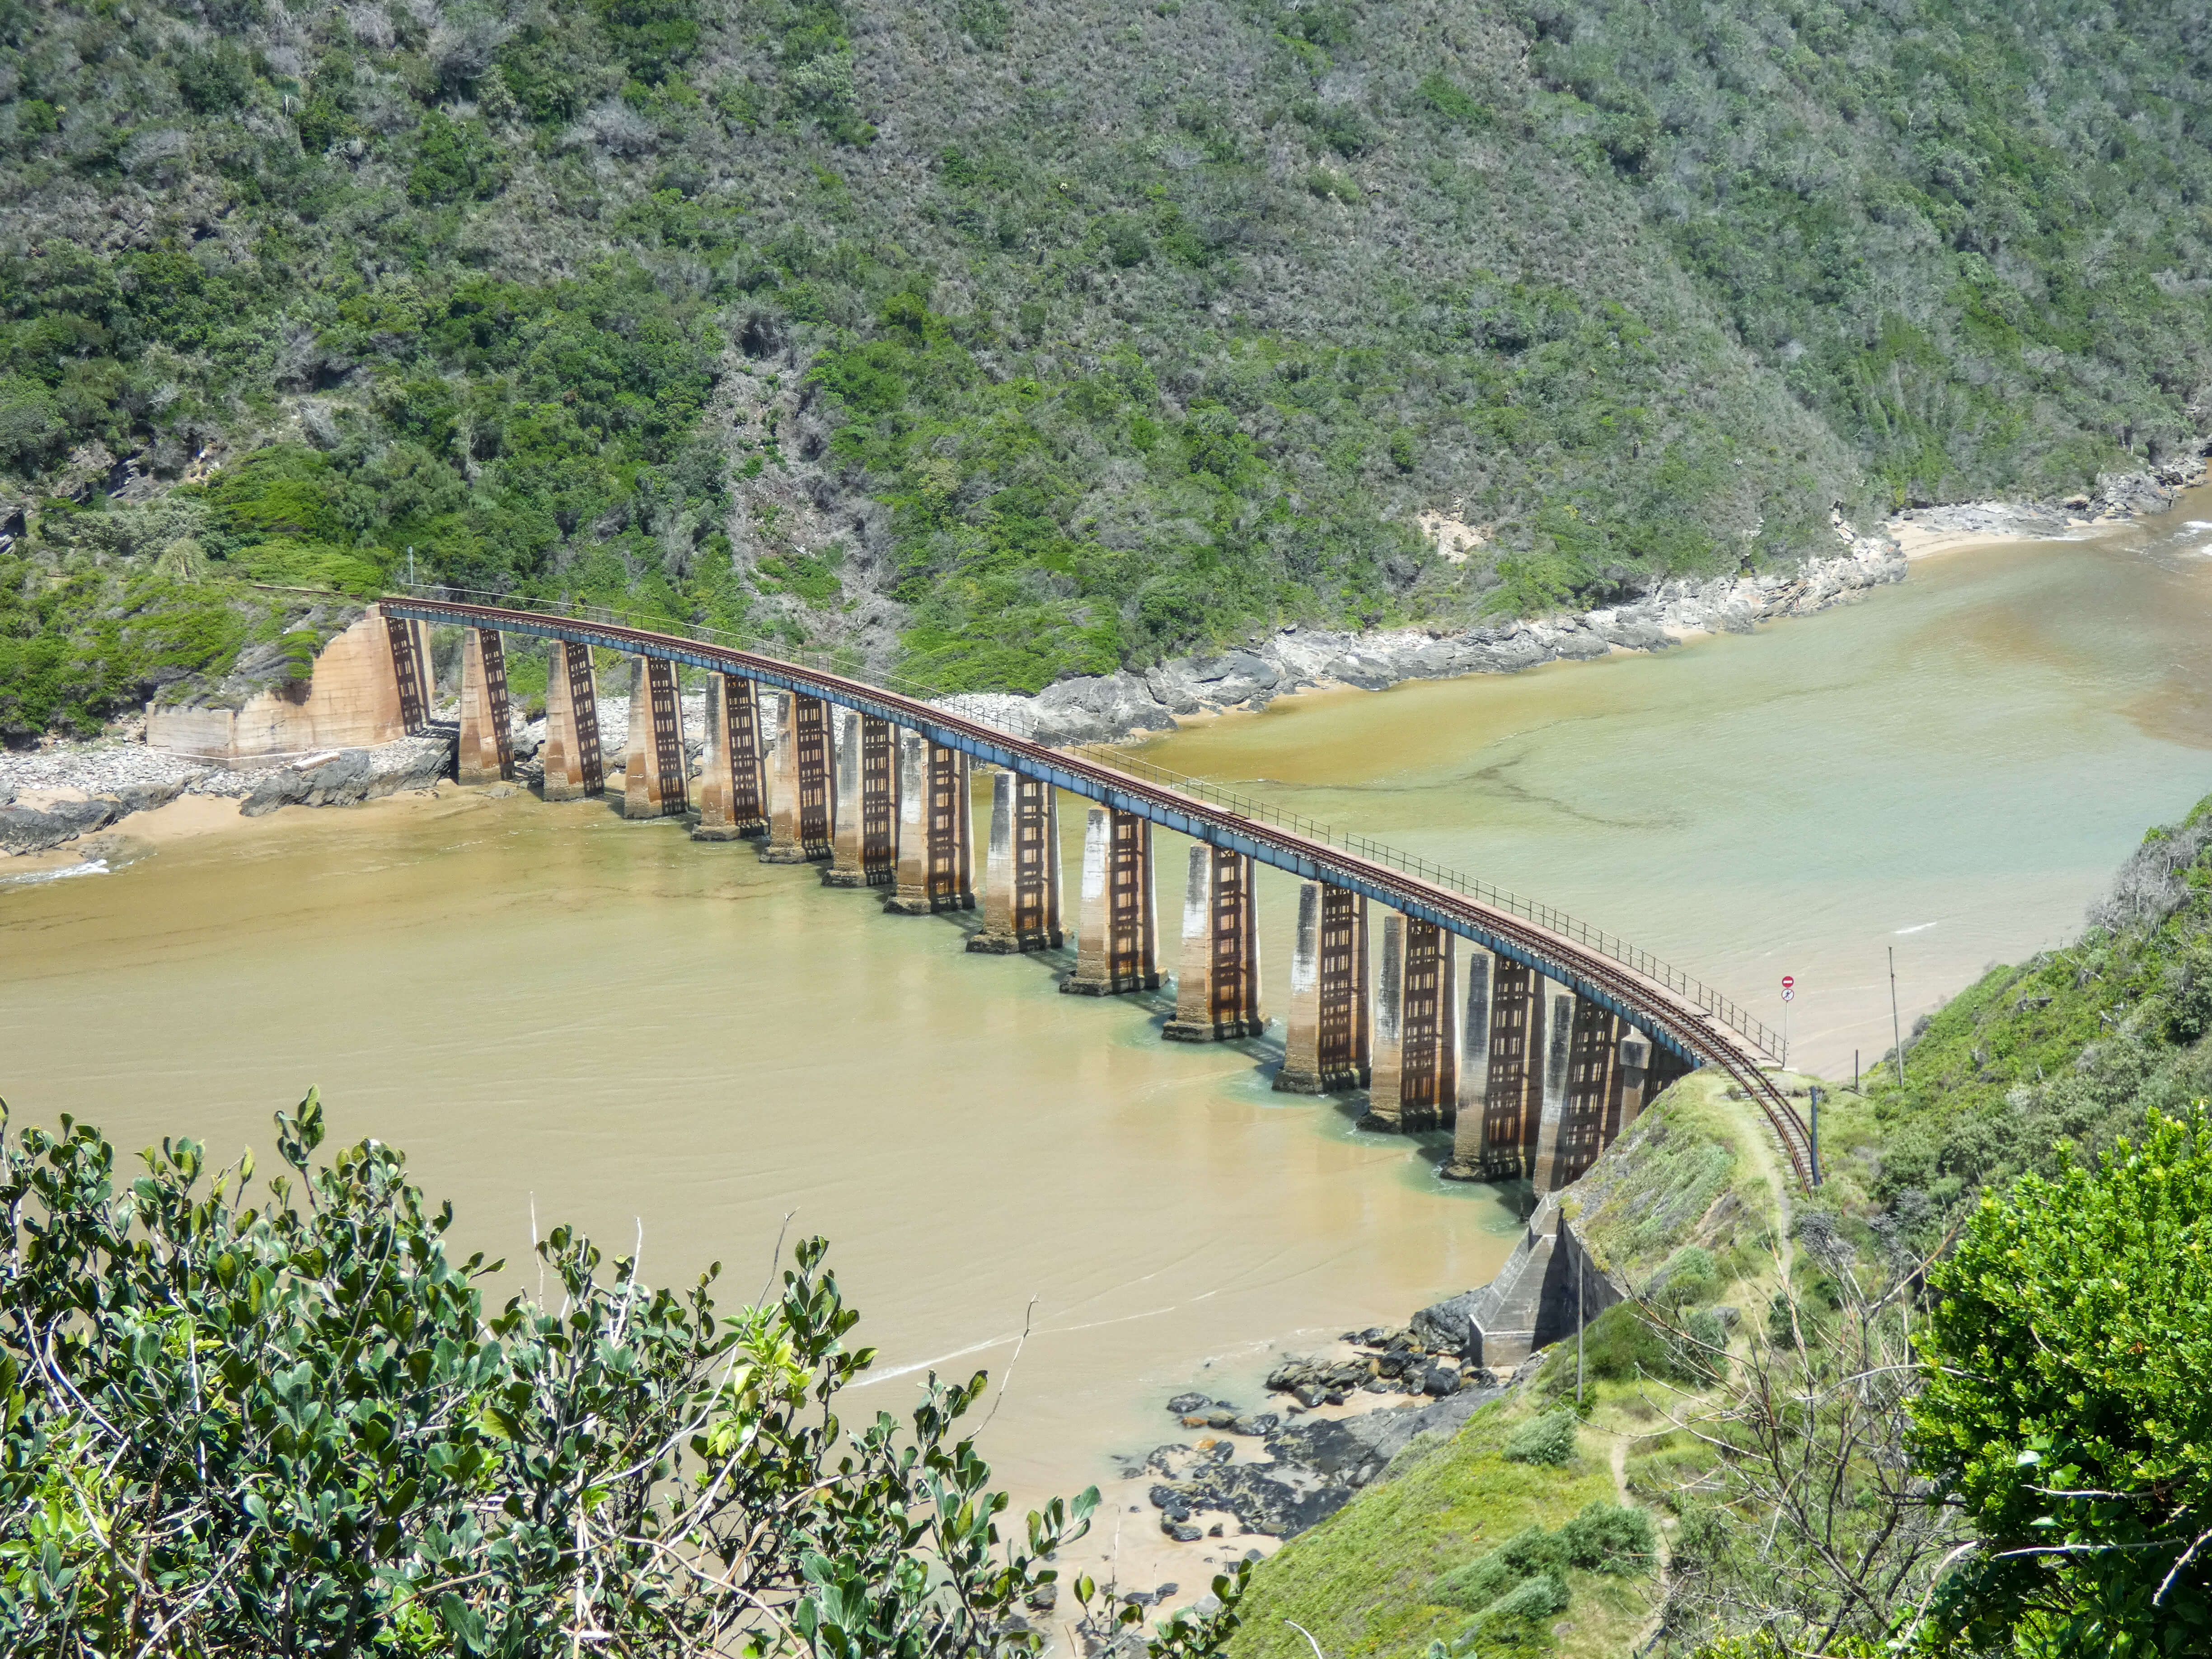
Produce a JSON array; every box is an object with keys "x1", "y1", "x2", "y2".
[{"x1": 382, "y1": 594, "x2": 1815, "y2": 1186}]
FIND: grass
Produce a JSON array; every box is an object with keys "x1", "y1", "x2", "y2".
[{"x1": 1227, "y1": 1074, "x2": 1793, "y2": 1659}]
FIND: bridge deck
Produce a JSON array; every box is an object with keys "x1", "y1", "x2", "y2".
[{"x1": 382, "y1": 596, "x2": 1814, "y2": 1187}]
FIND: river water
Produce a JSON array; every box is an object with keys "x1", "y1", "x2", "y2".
[{"x1": 7, "y1": 497, "x2": 2212, "y2": 1514}]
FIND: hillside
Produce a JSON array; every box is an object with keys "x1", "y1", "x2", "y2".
[{"x1": 6, "y1": 0, "x2": 2212, "y2": 735}]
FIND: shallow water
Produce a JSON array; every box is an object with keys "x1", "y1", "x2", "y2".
[{"x1": 5, "y1": 491, "x2": 2212, "y2": 1511}]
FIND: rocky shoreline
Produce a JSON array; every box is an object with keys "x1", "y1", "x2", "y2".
[
  {"x1": 1116, "y1": 1320, "x2": 1539, "y2": 1547},
  {"x1": 941, "y1": 529, "x2": 1911, "y2": 747}
]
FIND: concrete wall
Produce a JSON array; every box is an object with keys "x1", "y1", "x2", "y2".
[{"x1": 147, "y1": 608, "x2": 408, "y2": 760}]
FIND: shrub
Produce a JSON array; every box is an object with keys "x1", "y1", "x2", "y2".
[
  {"x1": 1580, "y1": 1299, "x2": 1673, "y2": 1381},
  {"x1": 1556, "y1": 1500, "x2": 1657, "y2": 1572},
  {"x1": 0, "y1": 1096, "x2": 1249, "y2": 1654},
  {"x1": 1654, "y1": 1244, "x2": 1719, "y2": 1306},
  {"x1": 1503, "y1": 1409, "x2": 1580, "y2": 1466}
]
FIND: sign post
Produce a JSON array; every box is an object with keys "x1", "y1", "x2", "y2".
[{"x1": 1781, "y1": 975, "x2": 1794, "y2": 1066}]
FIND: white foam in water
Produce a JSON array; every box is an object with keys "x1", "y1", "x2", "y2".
[
  {"x1": 2187, "y1": 520, "x2": 2212, "y2": 531},
  {"x1": 1, "y1": 858, "x2": 110, "y2": 888}
]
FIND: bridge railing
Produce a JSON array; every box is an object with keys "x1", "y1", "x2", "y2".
[
  {"x1": 1073, "y1": 746, "x2": 1787, "y2": 1064},
  {"x1": 392, "y1": 585, "x2": 1786, "y2": 1064}
]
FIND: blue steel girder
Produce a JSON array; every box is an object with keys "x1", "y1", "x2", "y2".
[{"x1": 380, "y1": 600, "x2": 1768, "y2": 1086}]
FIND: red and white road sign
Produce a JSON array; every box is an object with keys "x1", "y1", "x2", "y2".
[{"x1": 1781, "y1": 975, "x2": 1795, "y2": 989}]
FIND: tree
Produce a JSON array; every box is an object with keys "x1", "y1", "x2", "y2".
[
  {"x1": 1912, "y1": 1106, "x2": 2212, "y2": 1656},
  {"x1": 0, "y1": 1092, "x2": 1248, "y2": 1656},
  {"x1": 1647, "y1": 1218, "x2": 1960, "y2": 1654}
]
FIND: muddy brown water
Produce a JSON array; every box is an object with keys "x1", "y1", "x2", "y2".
[{"x1": 7, "y1": 493, "x2": 2212, "y2": 1514}]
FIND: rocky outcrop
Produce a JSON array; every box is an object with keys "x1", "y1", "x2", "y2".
[
  {"x1": 0, "y1": 733, "x2": 455, "y2": 853},
  {"x1": 235, "y1": 737, "x2": 455, "y2": 817},
  {"x1": 933, "y1": 536, "x2": 1908, "y2": 745},
  {"x1": 1136, "y1": 1388, "x2": 1497, "y2": 1539}
]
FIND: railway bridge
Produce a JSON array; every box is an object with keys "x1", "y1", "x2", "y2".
[{"x1": 378, "y1": 595, "x2": 1814, "y2": 1191}]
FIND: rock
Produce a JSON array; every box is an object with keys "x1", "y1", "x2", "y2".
[
  {"x1": 1026, "y1": 1583, "x2": 1058, "y2": 1612},
  {"x1": 1291, "y1": 1384, "x2": 1326, "y2": 1409},
  {"x1": 1148, "y1": 1484, "x2": 1183, "y2": 1512},
  {"x1": 1206, "y1": 1525, "x2": 1223, "y2": 1540},
  {"x1": 1233, "y1": 1412, "x2": 1279, "y2": 1436},
  {"x1": 111, "y1": 779, "x2": 187, "y2": 816},
  {"x1": 1322, "y1": 1389, "x2": 1347, "y2": 1406},
  {"x1": 1420, "y1": 1364, "x2": 1460, "y2": 1397},
  {"x1": 238, "y1": 737, "x2": 454, "y2": 818},
  {"x1": 1161, "y1": 1521, "x2": 1202, "y2": 1543},
  {"x1": 1166, "y1": 1392, "x2": 1209, "y2": 1415},
  {"x1": 1201, "y1": 1407, "x2": 1237, "y2": 1429},
  {"x1": 1375, "y1": 1353, "x2": 1407, "y2": 1379},
  {"x1": 1194, "y1": 1593, "x2": 1223, "y2": 1617},
  {"x1": 1410, "y1": 1289, "x2": 1483, "y2": 1357},
  {"x1": 0, "y1": 795, "x2": 117, "y2": 855},
  {"x1": 1155, "y1": 1583, "x2": 1178, "y2": 1598}
]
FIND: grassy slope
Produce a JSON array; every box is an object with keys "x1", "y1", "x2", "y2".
[
  {"x1": 1228, "y1": 1073, "x2": 1785, "y2": 1659},
  {"x1": 1803, "y1": 793, "x2": 2212, "y2": 1254},
  {"x1": 5, "y1": 1, "x2": 2211, "y2": 734}
]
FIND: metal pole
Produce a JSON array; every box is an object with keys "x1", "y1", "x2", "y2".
[
  {"x1": 1854, "y1": 1049, "x2": 1860, "y2": 1092},
  {"x1": 1809, "y1": 1085, "x2": 1821, "y2": 1186},
  {"x1": 1576, "y1": 1246, "x2": 1585, "y2": 1406},
  {"x1": 1889, "y1": 947, "x2": 1906, "y2": 1086}
]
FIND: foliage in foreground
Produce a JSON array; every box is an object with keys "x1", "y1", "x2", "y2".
[
  {"x1": 0, "y1": 1091, "x2": 1247, "y2": 1656},
  {"x1": 1914, "y1": 1109, "x2": 2212, "y2": 1656}
]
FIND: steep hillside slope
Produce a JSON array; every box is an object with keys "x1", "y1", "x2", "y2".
[{"x1": 5, "y1": 0, "x2": 2210, "y2": 732}]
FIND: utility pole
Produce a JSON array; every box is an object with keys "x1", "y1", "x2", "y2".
[
  {"x1": 1809, "y1": 1085, "x2": 1821, "y2": 1186},
  {"x1": 1576, "y1": 1247, "x2": 1585, "y2": 1406},
  {"x1": 1889, "y1": 947, "x2": 1906, "y2": 1086}
]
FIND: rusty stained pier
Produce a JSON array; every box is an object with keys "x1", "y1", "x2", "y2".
[{"x1": 381, "y1": 599, "x2": 1814, "y2": 1191}]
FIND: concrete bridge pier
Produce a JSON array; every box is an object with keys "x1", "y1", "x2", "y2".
[
  {"x1": 1615, "y1": 1032, "x2": 1653, "y2": 1134},
  {"x1": 694, "y1": 673, "x2": 767, "y2": 840},
  {"x1": 1063, "y1": 807, "x2": 1159, "y2": 994},
  {"x1": 1276, "y1": 882, "x2": 1369, "y2": 1092},
  {"x1": 622, "y1": 656, "x2": 688, "y2": 820},
  {"x1": 885, "y1": 732, "x2": 974, "y2": 914},
  {"x1": 542, "y1": 641, "x2": 605, "y2": 800},
  {"x1": 1363, "y1": 915, "x2": 1458, "y2": 1131},
  {"x1": 825, "y1": 712, "x2": 898, "y2": 887},
  {"x1": 1527, "y1": 981, "x2": 1581, "y2": 1191},
  {"x1": 1532, "y1": 999, "x2": 1624, "y2": 1190},
  {"x1": 1163, "y1": 844, "x2": 1263, "y2": 1041},
  {"x1": 1465, "y1": 961, "x2": 1550, "y2": 1179},
  {"x1": 970, "y1": 770, "x2": 1062, "y2": 952},
  {"x1": 762, "y1": 692, "x2": 834, "y2": 862},
  {"x1": 1442, "y1": 947, "x2": 1496, "y2": 1178},
  {"x1": 456, "y1": 627, "x2": 513, "y2": 784},
  {"x1": 384, "y1": 614, "x2": 433, "y2": 733}
]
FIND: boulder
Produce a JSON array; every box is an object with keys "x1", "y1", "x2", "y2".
[
  {"x1": 1409, "y1": 1289, "x2": 1483, "y2": 1357},
  {"x1": 0, "y1": 795, "x2": 117, "y2": 855}
]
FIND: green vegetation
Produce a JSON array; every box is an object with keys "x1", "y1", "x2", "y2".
[
  {"x1": 1230, "y1": 799, "x2": 2212, "y2": 1659},
  {"x1": 1226, "y1": 1387, "x2": 1646, "y2": 1659},
  {"x1": 1915, "y1": 1111, "x2": 2212, "y2": 1653},
  {"x1": 1828, "y1": 795, "x2": 2212, "y2": 1255},
  {"x1": 5, "y1": 0, "x2": 2212, "y2": 737},
  {"x1": 0, "y1": 1091, "x2": 1247, "y2": 1654}
]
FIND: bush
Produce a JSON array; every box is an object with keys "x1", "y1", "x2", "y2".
[
  {"x1": 1654, "y1": 1244, "x2": 1719, "y2": 1307},
  {"x1": 1503, "y1": 1409, "x2": 1580, "y2": 1466},
  {"x1": 1580, "y1": 1299, "x2": 1673, "y2": 1381},
  {"x1": 0, "y1": 1096, "x2": 1248, "y2": 1654},
  {"x1": 1556, "y1": 1500, "x2": 1657, "y2": 1572}
]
